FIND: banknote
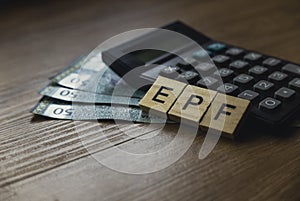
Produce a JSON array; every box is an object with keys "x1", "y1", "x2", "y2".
[
  {"x1": 51, "y1": 54, "x2": 145, "y2": 98},
  {"x1": 32, "y1": 97, "x2": 167, "y2": 123},
  {"x1": 49, "y1": 55, "x2": 86, "y2": 80},
  {"x1": 40, "y1": 84, "x2": 140, "y2": 106}
]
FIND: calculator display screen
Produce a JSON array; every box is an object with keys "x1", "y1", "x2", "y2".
[
  {"x1": 132, "y1": 50, "x2": 166, "y2": 63},
  {"x1": 128, "y1": 31, "x2": 192, "y2": 63}
]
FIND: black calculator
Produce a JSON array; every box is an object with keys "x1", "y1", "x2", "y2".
[{"x1": 102, "y1": 21, "x2": 300, "y2": 127}]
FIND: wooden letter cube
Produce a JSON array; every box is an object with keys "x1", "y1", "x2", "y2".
[
  {"x1": 139, "y1": 76, "x2": 187, "y2": 117},
  {"x1": 200, "y1": 93, "x2": 250, "y2": 138},
  {"x1": 168, "y1": 85, "x2": 217, "y2": 125}
]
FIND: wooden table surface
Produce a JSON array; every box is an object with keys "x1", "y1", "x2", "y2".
[{"x1": 1, "y1": 0, "x2": 300, "y2": 200}]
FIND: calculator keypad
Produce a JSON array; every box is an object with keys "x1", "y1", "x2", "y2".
[
  {"x1": 194, "y1": 62, "x2": 216, "y2": 76},
  {"x1": 192, "y1": 49, "x2": 212, "y2": 60},
  {"x1": 197, "y1": 76, "x2": 219, "y2": 88},
  {"x1": 217, "y1": 83, "x2": 239, "y2": 95},
  {"x1": 230, "y1": 60, "x2": 250, "y2": 72},
  {"x1": 225, "y1": 48, "x2": 245, "y2": 58},
  {"x1": 289, "y1": 78, "x2": 300, "y2": 92},
  {"x1": 244, "y1": 52, "x2": 263, "y2": 63},
  {"x1": 176, "y1": 71, "x2": 199, "y2": 84},
  {"x1": 248, "y1": 66, "x2": 269, "y2": 79},
  {"x1": 233, "y1": 74, "x2": 255, "y2": 88},
  {"x1": 212, "y1": 55, "x2": 230, "y2": 67},
  {"x1": 214, "y1": 68, "x2": 234, "y2": 82},
  {"x1": 262, "y1": 58, "x2": 282, "y2": 70},
  {"x1": 161, "y1": 42, "x2": 300, "y2": 125},
  {"x1": 159, "y1": 66, "x2": 180, "y2": 78},
  {"x1": 282, "y1": 63, "x2": 300, "y2": 77},
  {"x1": 238, "y1": 90, "x2": 259, "y2": 102},
  {"x1": 274, "y1": 87, "x2": 295, "y2": 101},
  {"x1": 253, "y1": 80, "x2": 275, "y2": 95},
  {"x1": 259, "y1": 98, "x2": 281, "y2": 112},
  {"x1": 177, "y1": 57, "x2": 197, "y2": 70},
  {"x1": 268, "y1": 71, "x2": 288, "y2": 84},
  {"x1": 206, "y1": 43, "x2": 226, "y2": 52}
]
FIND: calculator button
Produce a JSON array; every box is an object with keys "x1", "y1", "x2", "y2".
[
  {"x1": 225, "y1": 48, "x2": 244, "y2": 57},
  {"x1": 229, "y1": 60, "x2": 250, "y2": 72},
  {"x1": 244, "y1": 52, "x2": 263, "y2": 63},
  {"x1": 197, "y1": 76, "x2": 219, "y2": 88},
  {"x1": 253, "y1": 80, "x2": 275, "y2": 95},
  {"x1": 176, "y1": 71, "x2": 199, "y2": 84},
  {"x1": 262, "y1": 58, "x2": 282, "y2": 70},
  {"x1": 217, "y1": 83, "x2": 239, "y2": 95},
  {"x1": 159, "y1": 66, "x2": 180, "y2": 78},
  {"x1": 238, "y1": 90, "x2": 260, "y2": 102},
  {"x1": 267, "y1": 71, "x2": 288, "y2": 84},
  {"x1": 177, "y1": 57, "x2": 198, "y2": 70},
  {"x1": 213, "y1": 68, "x2": 234, "y2": 82},
  {"x1": 194, "y1": 62, "x2": 216, "y2": 76},
  {"x1": 274, "y1": 87, "x2": 296, "y2": 101},
  {"x1": 192, "y1": 50, "x2": 212, "y2": 60},
  {"x1": 206, "y1": 43, "x2": 226, "y2": 52},
  {"x1": 288, "y1": 78, "x2": 300, "y2": 93},
  {"x1": 282, "y1": 63, "x2": 300, "y2": 77},
  {"x1": 248, "y1": 65, "x2": 268, "y2": 79},
  {"x1": 212, "y1": 55, "x2": 230, "y2": 67},
  {"x1": 233, "y1": 74, "x2": 255, "y2": 88},
  {"x1": 259, "y1": 97, "x2": 281, "y2": 112}
]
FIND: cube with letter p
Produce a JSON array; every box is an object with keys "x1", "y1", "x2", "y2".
[{"x1": 168, "y1": 85, "x2": 217, "y2": 125}]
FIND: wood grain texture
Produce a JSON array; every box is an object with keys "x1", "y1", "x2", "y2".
[{"x1": 0, "y1": 0, "x2": 300, "y2": 200}]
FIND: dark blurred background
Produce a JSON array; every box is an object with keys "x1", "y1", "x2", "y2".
[{"x1": 1, "y1": 0, "x2": 300, "y2": 81}]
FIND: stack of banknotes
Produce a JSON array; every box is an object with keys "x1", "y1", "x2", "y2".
[{"x1": 31, "y1": 53, "x2": 166, "y2": 123}]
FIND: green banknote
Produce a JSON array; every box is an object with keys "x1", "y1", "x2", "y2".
[
  {"x1": 51, "y1": 54, "x2": 145, "y2": 98},
  {"x1": 32, "y1": 97, "x2": 167, "y2": 123},
  {"x1": 40, "y1": 84, "x2": 140, "y2": 106}
]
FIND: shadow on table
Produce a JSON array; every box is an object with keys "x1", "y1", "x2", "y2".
[{"x1": 30, "y1": 113, "x2": 300, "y2": 144}]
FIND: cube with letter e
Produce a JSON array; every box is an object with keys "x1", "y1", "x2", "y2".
[{"x1": 139, "y1": 76, "x2": 187, "y2": 117}]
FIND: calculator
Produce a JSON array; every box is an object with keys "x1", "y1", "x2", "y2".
[{"x1": 102, "y1": 21, "x2": 300, "y2": 127}]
